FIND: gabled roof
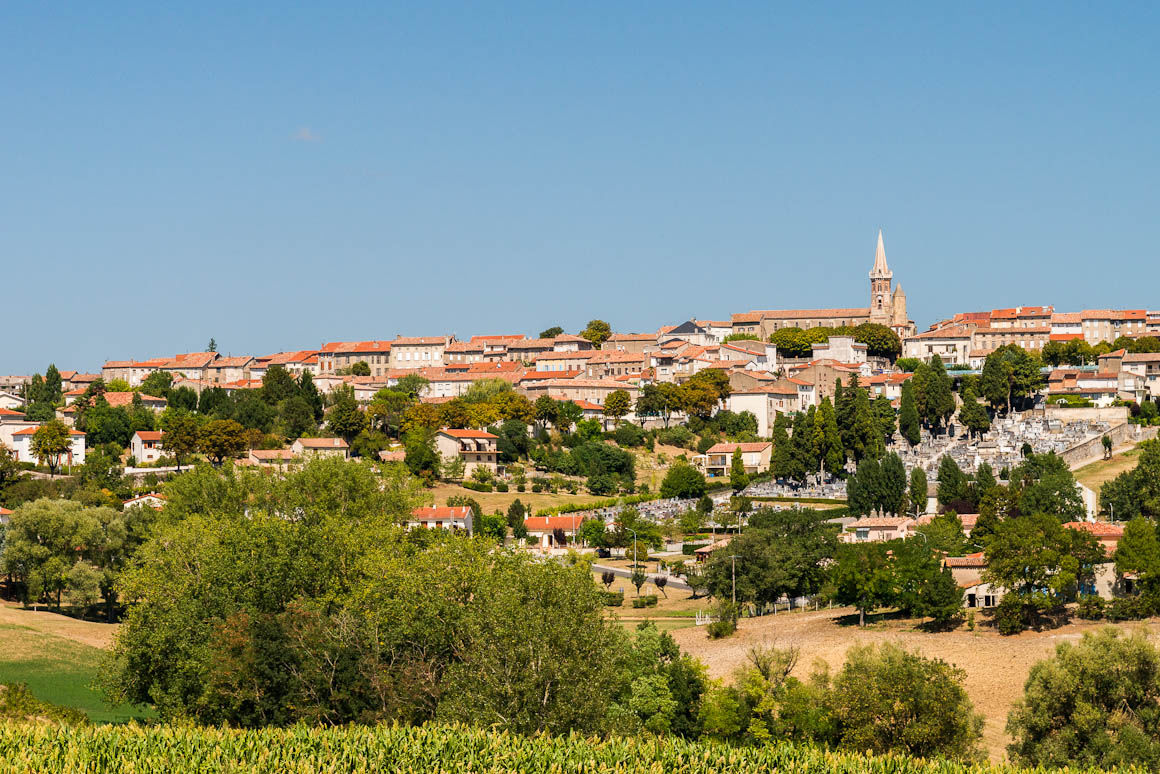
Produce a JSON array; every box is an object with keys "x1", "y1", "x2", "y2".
[
  {"x1": 411, "y1": 506, "x2": 472, "y2": 520},
  {"x1": 438, "y1": 428, "x2": 498, "y2": 439},
  {"x1": 664, "y1": 320, "x2": 707, "y2": 335},
  {"x1": 705, "y1": 442, "x2": 772, "y2": 454},
  {"x1": 133, "y1": 430, "x2": 164, "y2": 441},
  {"x1": 295, "y1": 437, "x2": 349, "y2": 449},
  {"x1": 523, "y1": 515, "x2": 586, "y2": 532}
]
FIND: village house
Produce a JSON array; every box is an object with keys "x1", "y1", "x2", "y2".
[
  {"x1": 408, "y1": 505, "x2": 474, "y2": 534},
  {"x1": 840, "y1": 516, "x2": 914, "y2": 543},
  {"x1": 247, "y1": 449, "x2": 296, "y2": 468},
  {"x1": 523, "y1": 515, "x2": 587, "y2": 549},
  {"x1": 123, "y1": 493, "x2": 167, "y2": 510},
  {"x1": 130, "y1": 430, "x2": 165, "y2": 464},
  {"x1": 696, "y1": 441, "x2": 772, "y2": 478},
  {"x1": 1120, "y1": 352, "x2": 1160, "y2": 400},
  {"x1": 902, "y1": 325, "x2": 973, "y2": 365},
  {"x1": 444, "y1": 340, "x2": 486, "y2": 365},
  {"x1": 520, "y1": 378, "x2": 639, "y2": 407},
  {"x1": 9, "y1": 425, "x2": 86, "y2": 467},
  {"x1": 725, "y1": 384, "x2": 798, "y2": 437},
  {"x1": 290, "y1": 437, "x2": 350, "y2": 459},
  {"x1": 944, "y1": 553, "x2": 1002, "y2": 609},
  {"x1": 390, "y1": 336, "x2": 453, "y2": 369},
  {"x1": 0, "y1": 392, "x2": 23, "y2": 411},
  {"x1": 434, "y1": 429, "x2": 499, "y2": 477}
]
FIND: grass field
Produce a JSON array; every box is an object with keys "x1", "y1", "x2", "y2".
[
  {"x1": 0, "y1": 604, "x2": 151, "y2": 724},
  {"x1": 1073, "y1": 444, "x2": 1142, "y2": 499}
]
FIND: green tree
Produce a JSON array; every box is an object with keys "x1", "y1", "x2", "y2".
[
  {"x1": 30, "y1": 420, "x2": 73, "y2": 476},
  {"x1": 161, "y1": 411, "x2": 200, "y2": 471},
  {"x1": 660, "y1": 463, "x2": 706, "y2": 499},
  {"x1": 914, "y1": 512, "x2": 971, "y2": 555},
  {"x1": 395, "y1": 373, "x2": 430, "y2": 399},
  {"x1": 279, "y1": 395, "x2": 316, "y2": 439},
  {"x1": 704, "y1": 507, "x2": 837, "y2": 606},
  {"x1": 325, "y1": 385, "x2": 366, "y2": 442},
  {"x1": 1008, "y1": 629, "x2": 1160, "y2": 769},
  {"x1": 198, "y1": 419, "x2": 246, "y2": 465},
  {"x1": 958, "y1": 383, "x2": 991, "y2": 438},
  {"x1": 43, "y1": 364, "x2": 63, "y2": 405},
  {"x1": 891, "y1": 538, "x2": 963, "y2": 624},
  {"x1": 729, "y1": 448, "x2": 749, "y2": 493},
  {"x1": 580, "y1": 319, "x2": 612, "y2": 346},
  {"x1": 261, "y1": 365, "x2": 299, "y2": 405},
  {"x1": 908, "y1": 466, "x2": 928, "y2": 516},
  {"x1": 830, "y1": 643, "x2": 983, "y2": 761},
  {"x1": 603, "y1": 390, "x2": 631, "y2": 427},
  {"x1": 936, "y1": 455, "x2": 970, "y2": 508},
  {"x1": 139, "y1": 371, "x2": 174, "y2": 399},
  {"x1": 539, "y1": 326, "x2": 564, "y2": 339},
  {"x1": 832, "y1": 542, "x2": 894, "y2": 626},
  {"x1": 1114, "y1": 518, "x2": 1160, "y2": 595},
  {"x1": 981, "y1": 345, "x2": 1045, "y2": 414},
  {"x1": 636, "y1": 383, "x2": 681, "y2": 428},
  {"x1": 812, "y1": 398, "x2": 844, "y2": 478},
  {"x1": 770, "y1": 413, "x2": 793, "y2": 481},
  {"x1": 404, "y1": 428, "x2": 440, "y2": 484},
  {"x1": 923, "y1": 355, "x2": 956, "y2": 433},
  {"x1": 984, "y1": 513, "x2": 1103, "y2": 631}
]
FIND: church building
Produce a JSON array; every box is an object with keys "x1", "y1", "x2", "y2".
[{"x1": 730, "y1": 230, "x2": 916, "y2": 341}]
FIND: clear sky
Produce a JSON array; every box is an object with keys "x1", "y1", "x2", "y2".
[{"x1": 3, "y1": 3, "x2": 1158, "y2": 373}]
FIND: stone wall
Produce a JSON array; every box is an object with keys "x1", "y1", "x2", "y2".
[
  {"x1": 1061, "y1": 422, "x2": 1158, "y2": 469},
  {"x1": 1042, "y1": 405, "x2": 1130, "y2": 424}
]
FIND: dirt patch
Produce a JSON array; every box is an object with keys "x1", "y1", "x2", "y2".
[
  {"x1": 671, "y1": 606, "x2": 1160, "y2": 762},
  {"x1": 0, "y1": 603, "x2": 117, "y2": 650}
]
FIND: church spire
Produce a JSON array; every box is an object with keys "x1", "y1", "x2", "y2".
[{"x1": 870, "y1": 229, "x2": 891, "y2": 278}]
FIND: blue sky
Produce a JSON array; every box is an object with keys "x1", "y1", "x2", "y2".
[{"x1": 3, "y1": 3, "x2": 1158, "y2": 373}]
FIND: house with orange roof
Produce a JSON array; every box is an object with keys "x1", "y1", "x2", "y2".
[
  {"x1": 390, "y1": 336, "x2": 454, "y2": 369},
  {"x1": 445, "y1": 340, "x2": 486, "y2": 365},
  {"x1": 0, "y1": 392, "x2": 23, "y2": 411},
  {"x1": 434, "y1": 428, "x2": 498, "y2": 477},
  {"x1": 408, "y1": 505, "x2": 474, "y2": 534},
  {"x1": 523, "y1": 514, "x2": 587, "y2": 548},
  {"x1": 725, "y1": 383, "x2": 799, "y2": 436},
  {"x1": 840, "y1": 516, "x2": 915, "y2": 543},
  {"x1": 697, "y1": 441, "x2": 772, "y2": 478},
  {"x1": 532, "y1": 350, "x2": 597, "y2": 373},
  {"x1": 130, "y1": 430, "x2": 165, "y2": 464},
  {"x1": 9, "y1": 425, "x2": 86, "y2": 467},
  {"x1": 1081, "y1": 309, "x2": 1148, "y2": 343},
  {"x1": 902, "y1": 325, "x2": 974, "y2": 365},
  {"x1": 291, "y1": 437, "x2": 350, "y2": 460},
  {"x1": 520, "y1": 378, "x2": 640, "y2": 407}
]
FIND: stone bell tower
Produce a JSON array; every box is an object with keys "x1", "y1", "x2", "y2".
[{"x1": 869, "y1": 229, "x2": 893, "y2": 325}]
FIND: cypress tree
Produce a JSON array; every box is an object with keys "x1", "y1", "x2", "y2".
[
  {"x1": 899, "y1": 379, "x2": 921, "y2": 446},
  {"x1": 909, "y1": 466, "x2": 929, "y2": 516},
  {"x1": 771, "y1": 413, "x2": 793, "y2": 480},
  {"x1": 813, "y1": 397, "x2": 845, "y2": 478},
  {"x1": 937, "y1": 455, "x2": 970, "y2": 507}
]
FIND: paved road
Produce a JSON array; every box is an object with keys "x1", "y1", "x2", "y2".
[{"x1": 592, "y1": 563, "x2": 691, "y2": 590}]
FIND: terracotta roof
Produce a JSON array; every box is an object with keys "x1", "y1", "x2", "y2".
[
  {"x1": 1063, "y1": 521, "x2": 1124, "y2": 538},
  {"x1": 133, "y1": 431, "x2": 164, "y2": 441},
  {"x1": 523, "y1": 515, "x2": 586, "y2": 532},
  {"x1": 849, "y1": 517, "x2": 913, "y2": 528},
  {"x1": 438, "y1": 428, "x2": 498, "y2": 439},
  {"x1": 13, "y1": 426, "x2": 85, "y2": 436},
  {"x1": 470, "y1": 335, "x2": 525, "y2": 344},
  {"x1": 445, "y1": 341, "x2": 484, "y2": 353},
  {"x1": 1082, "y1": 309, "x2": 1147, "y2": 320},
  {"x1": 533, "y1": 351, "x2": 598, "y2": 361},
  {"x1": 705, "y1": 442, "x2": 772, "y2": 454},
  {"x1": 250, "y1": 449, "x2": 296, "y2": 460},
  {"x1": 378, "y1": 449, "x2": 406, "y2": 462},
  {"x1": 944, "y1": 552, "x2": 987, "y2": 568},
  {"x1": 909, "y1": 325, "x2": 973, "y2": 340},
  {"x1": 393, "y1": 336, "x2": 448, "y2": 346},
  {"x1": 744, "y1": 307, "x2": 870, "y2": 320},
  {"x1": 1051, "y1": 312, "x2": 1083, "y2": 324},
  {"x1": 605, "y1": 333, "x2": 657, "y2": 342},
  {"x1": 1049, "y1": 334, "x2": 1084, "y2": 342},
  {"x1": 411, "y1": 506, "x2": 472, "y2": 520},
  {"x1": 0, "y1": 408, "x2": 24, "y2": 417},
  {"x1": 295, "y1": 437, "x2": 349, "y2": 449}
]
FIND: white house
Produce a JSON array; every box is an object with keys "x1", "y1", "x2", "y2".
[
  {"x1": 408, "y1": 505, "x2": 474, "y2": 534},
  {"x1": 130, "y1": 430, "x2": 165, "y2": 464},
  {"x1": 123, "y1": 493, "x2": 167, "y2": 510},
  {"x1": 290, "y1": 437, "x2": 350, "y2": 459},
  {"x1": 9, "y1": 425, "x2": 86, "y2": 467},
  {"x1": 0, "y1": 392, "x2": 23, "y2": 411}
]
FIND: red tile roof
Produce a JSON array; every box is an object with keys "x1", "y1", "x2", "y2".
[
  {"x1": 133, "y1": 431, "x2": 164, "y2": 441},
  {"x1": 705, "y1": 442, "x2": 772, "y2": 454},
  {"x1": 438, "y1": 428, "x2": 498, "y2": 439},
  {"x1": 523, "y1": 515, "x2": 586, "y2": 532},
  {"x1": 411, "y1": 506, "x2": 472, "y2": 520}
]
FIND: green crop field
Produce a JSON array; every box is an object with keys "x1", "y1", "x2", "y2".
[
  {"x1": 0, "y1": 621, "x2": 151, "y2": 724},
  {"x1": 0, "y1": 722, "x2": 1098, "y2": 774}
]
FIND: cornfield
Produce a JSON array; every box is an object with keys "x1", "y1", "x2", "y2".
[{"x1": 0, "y1": 722, "x2": 1135, "y2": 773}]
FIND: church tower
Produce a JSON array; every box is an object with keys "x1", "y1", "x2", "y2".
[{"x1": 868, "y1": 229, "x2": 893, "y2": 325}]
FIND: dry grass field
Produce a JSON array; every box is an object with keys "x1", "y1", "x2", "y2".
[
  {"x1": 1073, "y1": 444, "x2": 1142, "y2": 496},
  {"x1": 670, "y1": 604, "x2": 1160, "y2": 762}
]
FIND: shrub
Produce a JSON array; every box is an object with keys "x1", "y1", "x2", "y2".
[
  {"x1": 1008, "y1": 628, "x2": 1160, "y2": 769},
  {"x1": 612, "y1": 423, "x2": 646, "y2": 448},
  {"x1": 994, "y1": 595, "x2": 1026, "y2": 635},
  {"x1": 461, "y1": 481, "x2": 493, "y2": 493},
  {"x1": 602, "y1": 591, "x2": 624, "y2": 607},
  {"x1": 1106, "y1": 595, "x2": 1151, "y2": 622},
  {"x1": 632, "y1": 598, "x2": 648, "y2": 609},
  {"x1": 706, "y1": 620, "x2": 736, "y2": 639},
  {"x1": 829, "y1": 643, "x2": 984, "y2": 761},
  {"x1": 494, "y1": 482, "x2": 509, "y2": 492},
  {"x1": 1074, "y1": 595, "x2": 1105, "y2": 620},
  {"x1": 531, "y1": 483, "x2": 543, "y2": 493},
  {"x1": 660, "y1": 464, "x2": 707, "y2": 500},
  {"x1": 656, "y1": 426, "x2": 694, "y2": 449}
]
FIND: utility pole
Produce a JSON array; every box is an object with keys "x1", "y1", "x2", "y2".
[
  {"x1": 627, "y1": 528, "x2": 638, "y2": 568},
  {"x1": 729, "y1": 554, "x2": 739, "y2": 607}
]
